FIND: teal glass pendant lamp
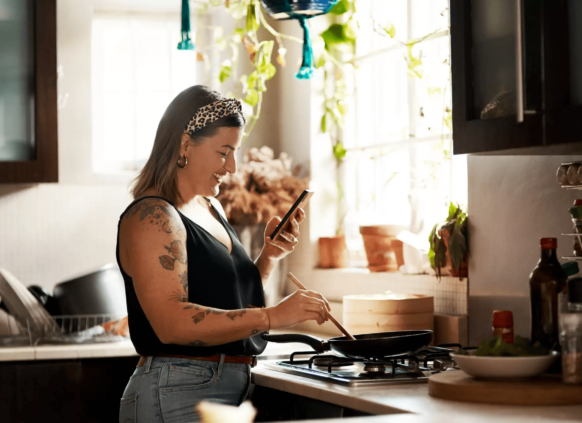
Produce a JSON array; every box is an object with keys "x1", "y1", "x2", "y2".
[
  {"x1": 178, "y1": 0, "x2": 195, "y2": 50},
  {"x1": 260, "y1": 0, "x2": 338, "y2": 79}
]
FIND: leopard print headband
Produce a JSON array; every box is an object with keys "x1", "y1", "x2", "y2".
[{"x1": 184, "y1": 99, "x2": 245, "y2": 135}]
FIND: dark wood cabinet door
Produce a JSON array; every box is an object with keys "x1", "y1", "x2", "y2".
[
  {"x1": 450, "y1": 0, "x2": 544, "y2": 154},
  {"x1": 0, "y1": 0, "x2": 57, "y2": 183},
  {"x1": 544, "y1": 0, "x2": 582, "y2": 148}
]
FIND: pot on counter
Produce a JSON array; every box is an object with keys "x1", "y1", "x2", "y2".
[{"x1": 53, "y1": 263, "x2": 127, "y2": 316}]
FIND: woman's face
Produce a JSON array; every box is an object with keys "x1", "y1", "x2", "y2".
[{"x1": 179, "y1": 126, "x2": 243, "y2": 198}]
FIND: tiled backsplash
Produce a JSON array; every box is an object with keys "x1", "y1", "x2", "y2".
[{"x1": 0, "y1": 184, "x2": 132, "y2": 293}]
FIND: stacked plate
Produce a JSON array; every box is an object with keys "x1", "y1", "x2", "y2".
[{"x1": 0, "y1": 268, "x2": 58, "y2": 337}]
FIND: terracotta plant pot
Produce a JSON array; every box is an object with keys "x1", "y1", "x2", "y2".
[
  {"x1": 318, "y1": 235, "x2": 347, "y2": 268},
  {"x1": 359, "y1": 226, "x2": 405, "y2": 272},
  {"x1": 439, "y1": 230, "x2": 468, "y2": 278}
]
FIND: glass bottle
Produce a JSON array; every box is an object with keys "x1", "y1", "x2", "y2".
[{"x1": 529, "y1": 238, "x2": 568, "y2": 350}]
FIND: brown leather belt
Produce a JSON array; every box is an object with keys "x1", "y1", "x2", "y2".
[{"x1": 137, "y1": 354, "x2": 258, "y2": 368}]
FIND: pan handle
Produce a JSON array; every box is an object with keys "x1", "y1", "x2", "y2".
[{"x1": 261, "y1": 333, "x2": 328, "y2": 353}]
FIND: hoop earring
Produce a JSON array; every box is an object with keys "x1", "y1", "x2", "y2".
[{"x1": 177, "y1": 155, "x2": 188, "y2": 169}]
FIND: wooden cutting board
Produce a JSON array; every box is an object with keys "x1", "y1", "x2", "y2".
[{"x1": 429, "y1": 371, "x2": 582, "y2": 405}]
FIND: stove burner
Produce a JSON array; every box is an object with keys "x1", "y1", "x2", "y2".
[
  {"x1": 269, "y1": 343, "x2": 476, "y2": 386},
  {"x1": 363, "y1": 361, "x2": 386, "y2": 373},
  {"x1": 312, "y1": 356, "x2": 354, "y2": 367}
]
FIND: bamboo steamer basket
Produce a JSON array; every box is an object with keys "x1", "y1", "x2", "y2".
[{"x1": 343, "y1": 292, "x2": 434, "y2": 335}]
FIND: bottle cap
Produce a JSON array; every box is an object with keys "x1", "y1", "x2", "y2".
[
  {"x1": 574, "y1": 200, "x2": 582, "y2": 206},
  {"x1": 540, "y1": 238, "x2": 557, "y2": 249},
  {"x1": 492, "y1": 310, "x2": 514, "y2": 328},
  {"x1": 562, "y1": 261, "x2": 580, "y2": 277},
  {"x1": 569, "y1": 277, "x2": 582, "y2": 303}
]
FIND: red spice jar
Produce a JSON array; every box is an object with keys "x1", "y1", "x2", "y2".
[{"x1": 492, "y1": 310, "x2": 514, "y2": 344}]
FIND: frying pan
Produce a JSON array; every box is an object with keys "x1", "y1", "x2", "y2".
[{"x1": 261, "y1": 330, "x2": 433, "y2": 359}]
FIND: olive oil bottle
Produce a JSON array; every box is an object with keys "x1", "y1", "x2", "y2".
[{"x1": 529, "y1": 238, "x2": 568, "y2": 350}]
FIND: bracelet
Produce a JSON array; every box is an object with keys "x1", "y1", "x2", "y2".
[{"x1": 249, "y1": 304, "x2": 271, "y2": 332}]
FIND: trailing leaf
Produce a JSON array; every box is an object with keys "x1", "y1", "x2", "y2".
[
  {"x1": 245, "y1": 2, "x2": 259, "y2": 33},
  {"x1": 330, "y1": 0, "x2": 350, "y2": 15},
  {"x1": 219, "y1": 64, "x2": 232, "y2": 83},
  {"x1": 244, "y1": 88, "x2": 259, "y2": 107},
  {"x1": 333, "y1": 142, "x2": 347, "y2": 162}
]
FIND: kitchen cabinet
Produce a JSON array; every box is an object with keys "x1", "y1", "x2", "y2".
[
  {"x1": 450, "y1": 0, "x2": 582, "y2": 154},
  {"x1": 0, "y1": 0, "x2": 58, "y2": 183},
  {"x1": 0, "y1": 356, "x2": 137, "y2": 423}
]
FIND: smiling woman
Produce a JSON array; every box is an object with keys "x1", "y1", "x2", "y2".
[{"x1": 116, "y1": 85, "x2": 331, "y2": 423}]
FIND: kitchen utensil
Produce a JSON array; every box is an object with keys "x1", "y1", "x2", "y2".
[
  {"x1": 343, "y1": 293, "x2": 433, "y2": 335},
  {"x1": 53, "y1": 263, "x2": 127, "y2": 316},
  {"x1": 261, "y1": 330, "x2": 433, "y2": 359},
  {"x1": 450, "y1": 350, "x2": 559, "y2": 378},
  {"x1": 27, "y1": 285, "x2": 59, "y2": 315},
  {"x1": 0, "y1": 268, "x2": 58, "y2": 335},
  {"x1": 287, "y1": 272, "x2": 356, "y2": 340},
  {"x1": 429, "y1": 370, "x2": 582, "y2": 405}
]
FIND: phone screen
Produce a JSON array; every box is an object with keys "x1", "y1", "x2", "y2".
[{"x1": 269, "y1": 190, "x2": 314, "y2": 240}]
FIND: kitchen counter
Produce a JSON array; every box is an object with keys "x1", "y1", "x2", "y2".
[
  {"x1": 252, "y1": 363, "x2": 582, "y2": 422},
  {"x1": 0, "y1": 333, "x2": 308, "y2": 362},
  {"x1": 0, "y1": 339, "x2": 138, "y2": 361}
]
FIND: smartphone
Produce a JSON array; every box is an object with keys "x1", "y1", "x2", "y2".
[{"x1": 269, "y1": 189, "x2": 314, "y2": 240}]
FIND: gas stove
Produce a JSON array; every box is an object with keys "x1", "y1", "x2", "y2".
[{"x1": 264, "y1": 344, "x2": 472, "y2": 387}]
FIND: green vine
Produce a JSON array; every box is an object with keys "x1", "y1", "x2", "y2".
[{"x1": 195, "y1": 0, "x2": 301, "y2": 141}]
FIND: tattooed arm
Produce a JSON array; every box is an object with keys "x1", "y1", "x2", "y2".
[{"x1": 119, "y1": 197, "x2": 272, "y2": 346}]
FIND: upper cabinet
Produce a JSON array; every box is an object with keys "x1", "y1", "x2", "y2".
[
  {"x1": 0, "y1": 0, "x2": 57, "y2": 183},
  {"x1": 451, "y1": 0, "x2": 582, "y2": 154}
]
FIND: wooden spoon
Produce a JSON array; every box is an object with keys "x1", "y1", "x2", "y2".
[{"x1": 287, "y1": 272, "x2": 357, "y2": 340}]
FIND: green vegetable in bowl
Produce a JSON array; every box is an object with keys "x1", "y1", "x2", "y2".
[{"x1": 473, "y1": 335, "x2": 549, "y2": 357}]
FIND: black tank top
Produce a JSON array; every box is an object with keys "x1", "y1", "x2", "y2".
[{"x1": 116, "y1": 196, "x2": 267, "y2": 356}]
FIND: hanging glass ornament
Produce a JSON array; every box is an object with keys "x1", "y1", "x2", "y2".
[
  {"x1": 260, "y1": 0, "x2": 338, "y2": 79},
  {"x1": 178, "y1": 0, "x2": 195, "y2": 50}
]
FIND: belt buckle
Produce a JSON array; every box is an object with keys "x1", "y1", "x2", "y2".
[{"x1": 251, "y1": 356, "x2": 258, "y2": 367}]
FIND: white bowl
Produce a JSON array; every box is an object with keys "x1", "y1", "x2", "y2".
[{"x1": 451, "y1": 350, "x2": 560, "y2": 379}]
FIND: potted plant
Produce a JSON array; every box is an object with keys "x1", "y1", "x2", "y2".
[{"x1": 428, "y1": 203, "x2": 468, "y2": 279}]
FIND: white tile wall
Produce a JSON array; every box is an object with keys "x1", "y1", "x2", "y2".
[{"x1": 0, "y1": 184, "x2": 132, "y2": 293}]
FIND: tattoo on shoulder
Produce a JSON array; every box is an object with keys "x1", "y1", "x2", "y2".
[
  {"x1": 158, "y1": 240, "x2": 187, "y2": 271},
  {"x1": 126, "y1": 198, "x2": 185, "y2": 235},
  {"x1": 187, "y1": 340, "x2": 207, "y2": 347},
  {"x1": 226, "y1": 310, "x2": 246, "y2": 321}
]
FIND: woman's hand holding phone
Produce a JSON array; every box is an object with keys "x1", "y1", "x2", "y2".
[{"x1": 262, "y1": 208, "x2": 305, "y2": 261}]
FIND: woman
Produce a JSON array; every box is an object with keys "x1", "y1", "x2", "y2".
[{"x1": 116, "y1": 85, "x2": 330, "y2": 423}]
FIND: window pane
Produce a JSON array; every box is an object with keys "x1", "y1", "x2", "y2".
[
  {"x1": 92, "y1": 13, "x2": 197, "y2": 173},
  {"x1": 0, "y1": 0, "x2": 34, "y2": 161}
]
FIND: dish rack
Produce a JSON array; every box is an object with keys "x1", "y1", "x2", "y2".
[{"x1": 0, "y1": 313, "x2": 129, "y2": 347}]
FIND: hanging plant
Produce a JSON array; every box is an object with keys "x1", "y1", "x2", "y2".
[{"x1": 260, "y1": 0, "x2": 339, "y2": 79}]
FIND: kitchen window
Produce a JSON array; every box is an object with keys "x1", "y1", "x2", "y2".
[
  {"x1": 91, "y1": 12, "x2": 199, "y2": 173},
  {"x1": 340, "y1": 0, "x2": 467, "y2": 259}
]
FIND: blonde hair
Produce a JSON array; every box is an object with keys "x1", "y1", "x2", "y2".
[{"x1": 131, "y1": 85, "x2": 245, "y2": 205}]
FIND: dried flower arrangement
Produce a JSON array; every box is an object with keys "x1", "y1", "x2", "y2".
[{"x1": 217, "y1": 146, "x2": 309, "y2": 226}]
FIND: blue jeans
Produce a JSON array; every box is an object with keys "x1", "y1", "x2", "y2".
[{"x1": 119, "y1": 355, "x2": 251, "y2": 423}]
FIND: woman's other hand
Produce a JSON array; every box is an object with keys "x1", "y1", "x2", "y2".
[
  {"x1": 261, "y1": 207, "x2": 306, "y2": 262},
  {"x1": 267, "y1": 289, "x2": 331, "y2": 328}
]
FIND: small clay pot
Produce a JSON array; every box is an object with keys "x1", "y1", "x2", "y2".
[
  {"x1": 318, "y1": 235, "x2": 347, "y2": 268},
  {"x1": 359, "y1": 226, "x2": 405, "y2": 272}
]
